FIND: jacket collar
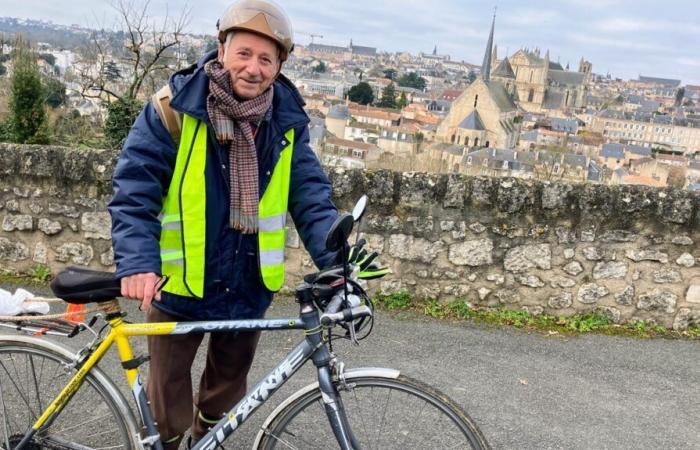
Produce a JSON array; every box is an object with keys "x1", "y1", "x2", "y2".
[{"x1": 168, "y1": 50, "x2": 309, "y2": 131}]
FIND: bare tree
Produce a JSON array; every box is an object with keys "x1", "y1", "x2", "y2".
[{"x1": 74, "y1": 0, "x2": 190, "y2": 103}]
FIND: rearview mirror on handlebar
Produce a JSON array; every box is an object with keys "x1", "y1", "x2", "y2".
[
  {"x1": 325, "y1": 213, "x2": 354, "y2": 252},
  {"x1": 351, "y1": 195, "x2": 368, "y2": 222}
]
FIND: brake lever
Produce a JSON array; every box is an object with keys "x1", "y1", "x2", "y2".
[{"x1": 348, "y1": 319, "x2": 359, "y2": 345}]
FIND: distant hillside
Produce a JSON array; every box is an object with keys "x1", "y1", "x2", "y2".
[{"x1": 0, "y1": 17, "x2": 93, "y2": 50}]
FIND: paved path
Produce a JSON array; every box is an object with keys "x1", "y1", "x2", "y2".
[{"x1": 2, "y1": 285, "x2": 699, "y2": 449}]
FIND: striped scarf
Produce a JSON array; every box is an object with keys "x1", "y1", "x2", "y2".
[{"x1": 204, "y1": 59, "x2": 273, "y2": 233}]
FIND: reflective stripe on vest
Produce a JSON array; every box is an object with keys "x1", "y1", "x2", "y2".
[
  {"x1": 159, "y1": 114, "x2": 295, "y2": 297},
  {"x1": 258, "y1": 128, "x2": 295, "y2": 292}
]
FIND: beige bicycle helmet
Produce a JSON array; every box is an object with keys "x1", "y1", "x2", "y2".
[{"x1": 217, "y1": 0, "x2": 294, "y2": 62}]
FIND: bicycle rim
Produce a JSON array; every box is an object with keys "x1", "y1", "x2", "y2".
[
  {"x1": 0, "y1": 341, "x2": 134, "y2": 450},
  {"x1": 258, "y1": 375, "x2": 489, "y2": 450}
]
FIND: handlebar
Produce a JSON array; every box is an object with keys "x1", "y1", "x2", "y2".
[{"x1": 320, "y1": 305, "x2": 373, "y2": 327}]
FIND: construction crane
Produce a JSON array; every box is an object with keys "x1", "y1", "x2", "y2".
[{"x1": 297, "y1": 31, "x2": 323, "y2": 45}]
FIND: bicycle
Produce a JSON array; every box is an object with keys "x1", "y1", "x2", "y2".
[{"x1": 0, "y1": 196, "x2": 490, "y2": 450}]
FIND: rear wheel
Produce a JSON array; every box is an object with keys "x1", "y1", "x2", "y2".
[
  {"x1": 0, "y1": 337, "x2": 136, "y2": 450},
  {"x1": 257, "y1": 374, "x2": 489, "y2": 450}
]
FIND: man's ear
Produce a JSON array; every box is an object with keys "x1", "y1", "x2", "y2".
[{"x1": 217, "y1": 43, "x2": 225, "y2": 63}]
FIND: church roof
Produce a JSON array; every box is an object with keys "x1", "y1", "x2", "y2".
[
  {"x1": 492, "y1": 57, "x2": 515, "y2": 78},
  {"x1": 542, "y1": 91, "x2": 565, "y2": 109},
  {"x1": 549, "y1": 61, "x2": 564, "y2": 70},
  {"x1": 327, "y1": 104, "x2": 351, "y2": 120},
  {"x1": 487, "y1": 80, "x2": 517, "y2": 112},
  {"x1": 458, "y1": 110, "x2": 485, "y2": 130},
  {"x1": 638, "y1": 76, "x2": 681, "y2": 88},
  {"x1": 548, "y1": 70, "x2": 585, "y2": 86}
]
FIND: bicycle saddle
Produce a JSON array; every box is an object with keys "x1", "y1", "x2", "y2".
[{"x1": 51, "y1": 267, "x2": 122, "y2": 304}]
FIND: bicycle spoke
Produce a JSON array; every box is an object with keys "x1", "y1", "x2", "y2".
[
  {"x1": 0, "y1": 377, "x2": 13, "y2": 450},
  {"x1": 351, "y1": 389, "x2": 372, "y2": 450},
  {"x1": 0, "y1": 358, "x2": 39, "y2": 419},
  {"x1": 29, "y1": 355, "x2": 43, "y2": 413},
  {"x1": 279, "y1": 430, "x2": 324, "y2": 449},
  {"x1": 53, "y1": 414, "x2": 119, "y2": 434},
  {"x1": 262, "y1": 431, "x2": 298, "y2": 450},
  {"x1": 373, "y1": 386, "x2": 392, "y2": 448},
  {"x1": 398, "y1": 392, "x2": 428, "y2": 450}
]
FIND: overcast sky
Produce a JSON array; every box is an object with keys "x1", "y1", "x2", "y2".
[{"x1": 4, "y1": 0, "x2": 699, "y2": 85}]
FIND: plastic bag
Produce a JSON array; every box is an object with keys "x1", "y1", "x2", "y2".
[{"x1": 0, "y1": 288, "x2": 50, "y2": 316}]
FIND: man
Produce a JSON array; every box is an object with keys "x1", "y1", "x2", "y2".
[{"x1": 108, "y1": 1, "x2": 340, "y2": 447}]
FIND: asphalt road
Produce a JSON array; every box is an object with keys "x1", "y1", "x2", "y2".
[{"x1": 2, "y1": 284, "x2": 699, "y2": 449}]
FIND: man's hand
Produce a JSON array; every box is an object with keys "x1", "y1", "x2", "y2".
[
  {"x1": 121, "y1": 272, "x2": 161, "y2": 311},
  {"x1": 348, "y1": 239, "x2": 391, "y2": 280}
]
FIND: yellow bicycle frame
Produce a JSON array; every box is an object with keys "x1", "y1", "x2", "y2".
[{"x1": 31, "y1": 311, "x2": 177, "y2": 432}]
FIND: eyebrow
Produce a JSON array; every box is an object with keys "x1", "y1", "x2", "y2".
[{"x1": 234, "y1": 46, "x2": 274, "y2": 59}]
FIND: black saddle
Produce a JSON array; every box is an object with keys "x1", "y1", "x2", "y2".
[{"x1": 51, "y1": 267, "x2": 122, "y2": 304}]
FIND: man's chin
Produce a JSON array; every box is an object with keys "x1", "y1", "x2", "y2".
[{"x1": 234, "y1": 82, "x2": 263, "y2": 99}]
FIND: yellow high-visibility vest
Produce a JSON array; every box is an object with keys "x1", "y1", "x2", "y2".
[{"x1": 159, "y1": 114, "x2": 294, "y2": 297}]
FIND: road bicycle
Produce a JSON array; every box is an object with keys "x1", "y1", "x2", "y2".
[{"x1": 0, "y1": 196, "x2": 490, "y2": 449}]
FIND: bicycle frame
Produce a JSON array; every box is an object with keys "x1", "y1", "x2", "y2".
[{"x1": 16, "y1": 300, "x2": 360, "y2": 450}]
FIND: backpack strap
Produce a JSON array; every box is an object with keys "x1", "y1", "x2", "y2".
[{"x1": 151, "y1": 84, "x2": 182, "y2": 145}]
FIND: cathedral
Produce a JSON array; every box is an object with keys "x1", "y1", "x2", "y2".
[
  {"x1": 492, "y1": 46, "x2": 592, "y2": 112},
  {"x1": 437, "y1": 14, "x2": 593, "y2": 149}
]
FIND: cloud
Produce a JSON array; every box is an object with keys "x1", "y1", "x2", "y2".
[
  {"x1": 566, "y1": 32, "x2": 666, "y2": 52},
  {"x1": 594, "y1": 18, "x2": 700, "y2": 34},
  {"x1": 677, "y1": 57, "x2": 700, "y2": 67}
]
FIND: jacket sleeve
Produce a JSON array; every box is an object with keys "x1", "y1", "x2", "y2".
[
  {"x1": 108, "y1": 102, "x2": 178, "y2": 279},
  {"x1": 288, "y1": 125, "x2": 339, "y2": 269}
]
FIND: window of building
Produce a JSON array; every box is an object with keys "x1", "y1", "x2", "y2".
[
  {"x1": 467, "y1": 156, "x2": 473, "y2": 165},
  {"x1": 527, "y1": 89, "x2": 534, "y2": 102},
  {"x1": 352, "y1": 149, "x2": 364, "y2": 158},
  {"x1": 474, "y1": 137, "x2": 480, "y2": 146},
  {"x1": 485, "y1": 141, "x2": 490, "y2": 148},
  {"x1": 474, "y1": 95, "x2": 479, "y2": 108},
  {"x1": 464, "y1": 137, "x2": 470, "y2": 146}
]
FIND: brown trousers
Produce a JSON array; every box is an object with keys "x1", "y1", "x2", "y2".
[{"x1": 146, "y1": 308, "x2": 261, "y2": 449}]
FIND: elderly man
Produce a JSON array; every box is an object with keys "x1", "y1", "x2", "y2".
[{"x1": 108, "y1": 1, "x2": 339, "y2": 447}]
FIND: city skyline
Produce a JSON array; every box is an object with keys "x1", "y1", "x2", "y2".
[{"x1": 2, "y1": 0, "x2": 699, "y2": 85}]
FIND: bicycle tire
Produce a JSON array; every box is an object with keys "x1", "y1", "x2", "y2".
[
  {"x1": 0, "y1": 336, "x2": 137, "y2": 450},
  {"x1": 256, "y1": 373, "x2": 490, "y2": 450}
]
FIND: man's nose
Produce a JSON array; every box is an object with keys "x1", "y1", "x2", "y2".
[{"x1": 244, "y1": 59, "x2": 262, "y2": 77}]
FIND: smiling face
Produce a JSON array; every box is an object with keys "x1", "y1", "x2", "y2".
[{"x1": 217, "y1": 31, "x2": 280, "y2": 100}]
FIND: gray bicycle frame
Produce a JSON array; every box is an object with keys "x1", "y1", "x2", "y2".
[{"x1": 129, "y1": 303, "x2": 359, "y2": 450}]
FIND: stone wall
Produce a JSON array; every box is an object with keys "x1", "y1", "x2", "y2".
[{"x1": 1, "y1": 143, "x2": 699, "y2": 329}]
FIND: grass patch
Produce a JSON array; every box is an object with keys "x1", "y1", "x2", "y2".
[
  {"x1": 0, "y1": 268, "x2": 52, "y2": 289},
  {"x1": 374, "y1": 291, "x2": 700, "y2": 340}
]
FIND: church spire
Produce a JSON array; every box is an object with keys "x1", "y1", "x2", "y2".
[
  {"x1": 481, "y1": 9, "x2": 496, "y2": 82},
  {"x1": 433, "y1": 45, "x2": 437, "y2": 56}
]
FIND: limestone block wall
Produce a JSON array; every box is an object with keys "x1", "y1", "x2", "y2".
[{"x1": 1, "y1": 143, "x2": 699, "y2": 329}]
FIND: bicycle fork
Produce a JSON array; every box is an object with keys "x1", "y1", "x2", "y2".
[
  {"x1": 316, "y1": 365, "x2": 361, "y2": 450},
  {"x1": 302, "y1": 308, "x2": 361, "y2": 450}
]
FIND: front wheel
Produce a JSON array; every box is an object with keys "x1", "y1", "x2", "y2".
[{"x1": 256, "y1": 372, "x2": 489, "y2": 450}]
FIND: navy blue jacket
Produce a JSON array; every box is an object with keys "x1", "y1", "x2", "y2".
[{"x1": 109, "y1": 51, "x2": 338, "y2": 320}]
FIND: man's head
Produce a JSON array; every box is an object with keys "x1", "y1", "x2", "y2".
[{"x1": 216, "y1": 0, "x2": 294, "y2": 99}]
